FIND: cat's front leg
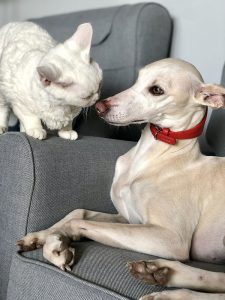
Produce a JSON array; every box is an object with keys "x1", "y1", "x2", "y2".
[
  {"x1": 0, "y1": 104, "x2": 10, "y2": 134},
  {"x1": 58, "y1": 121, "x2": 78, "y2": 140},
  {"x1": 13, "y1": 106, "x2": 47, "y2": 140}
]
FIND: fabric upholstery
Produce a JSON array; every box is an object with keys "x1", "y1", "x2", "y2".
[
  {"x1": 205, "y1": 63, "x2": 225, "y2": 156},
  {"x1": 24, "y1": 135, "x2": 133, "y2": 232},
  {"x1": 0, "y1": 133, "x2": 34, "y2": 299},
  {"x1": 0, "y1": 132, "x2": 133, "y2": 299},
  {"x1": 7, "y1": 253, "x2": 128, "y2": 300},
  {"x1": 7, "y1": 242, "x2": 225, "y2": 300},
  {"x1": 7, "y1": 245, "x2": 165, "y2": 300},
  {"x1": 30, "y1": 3, "x2": 173, "y2": 141}
]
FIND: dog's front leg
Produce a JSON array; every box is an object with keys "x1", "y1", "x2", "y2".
[
  {"x1": 17, "y1": 210, "x2": 127, "y2": 250},
  {"x1": 35, "y1": 220, "x2": 189, "y2": 271},
  {"x1": 17, "y1": 210, "x2": 127, "y2": 270},
  {"x1": 67, "y1": 220, "x2": 189, "y2": 261}
]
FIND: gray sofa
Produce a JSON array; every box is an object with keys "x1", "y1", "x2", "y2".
[{"x1": 0, "y1": 3, "x2": 224, "y2": 300}]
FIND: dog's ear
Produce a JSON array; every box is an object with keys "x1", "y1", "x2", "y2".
[
  {"x1": 37, "y1": 64, "x2": 61, "y2": 86},
  {"x1": 195, "y1": 84, "x2": 225, "y2": 109},
  {"x1": 67, "y1": 23, "x2": 93, "y2": 63}
]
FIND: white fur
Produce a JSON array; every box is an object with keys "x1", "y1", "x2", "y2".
[{"x1": 0, "y1": 22, "x2": 102, "y2": 139}]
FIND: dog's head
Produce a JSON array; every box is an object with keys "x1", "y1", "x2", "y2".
[
  {"x1": 37, "y1": 23, "x2": 102, "y2": 107},
  {"x1": 96, "y1": 58, "x2": 225, "y2": 129}
]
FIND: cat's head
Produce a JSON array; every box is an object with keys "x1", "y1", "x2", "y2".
[{"x1": 36, "y1": 23, "x2": 102, "y2": 107}]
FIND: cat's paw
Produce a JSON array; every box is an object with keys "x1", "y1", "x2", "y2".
[
  {"x1": 58, "y1": 130, "x2": 78, "y2": 140},
  {"x1": 26, "y1": 128, "x2": 47, "y2": 140},
  {"x1": 0, "y1": 127, "x2": 7, "y2": 134}
]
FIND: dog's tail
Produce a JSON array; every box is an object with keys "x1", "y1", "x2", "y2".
[{"x1": 128, "y1": 258, "x2": 225, "y2": 292}]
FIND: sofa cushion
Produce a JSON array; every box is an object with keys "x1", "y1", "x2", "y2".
[{"x1": 8, "y1": 242, "x2": 225, "y2": 300}]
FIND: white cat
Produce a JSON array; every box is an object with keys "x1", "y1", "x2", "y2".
[{"x1": 0, "y1": 22, "x2": 102, "y2": 140}]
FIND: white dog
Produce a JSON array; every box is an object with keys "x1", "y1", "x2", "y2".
[
  {"x1": 0, "y1": 22, "x2": 102, "y2": 140},
  {"x1": 18, "y1": 59, "x2": 225, "y2": 300}
]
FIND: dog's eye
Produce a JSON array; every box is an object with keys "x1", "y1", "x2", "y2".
[{"x1": 149, "y1": 85, "x2": 164, "y2": 96}]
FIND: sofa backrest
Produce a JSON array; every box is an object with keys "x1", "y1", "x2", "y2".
[{"x1": 30, "y1": 3, "x2": 173, "y2": 141}]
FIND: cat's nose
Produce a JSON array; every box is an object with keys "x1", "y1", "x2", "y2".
[{"x1": 95, "y1": 100, "x2": 112, "y2": 115}]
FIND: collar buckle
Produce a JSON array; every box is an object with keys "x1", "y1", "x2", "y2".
[
  {"x1": 153, "y1": 126, "x2": 162, "y2": 140},
  {"x1": 149, "y1": 108, "x2": 208, "y2": 145}
]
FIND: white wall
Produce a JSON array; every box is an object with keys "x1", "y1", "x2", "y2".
[{"x1": 0, "y1": 0, "x2": 224, "y2": 83}]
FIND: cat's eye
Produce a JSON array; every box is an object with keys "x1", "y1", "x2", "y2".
[
  {"x1": 149, "y1": 85, "x2": 164, "y2": 96},
  {"x1": 57, "y1": 82, "x2": 72, "y2": 88}
]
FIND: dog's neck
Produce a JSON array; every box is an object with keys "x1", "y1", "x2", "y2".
[
  {"x1": 151, "y1": 108, "x2": 206, "y2": 132},
  {"x1": 134, "y1": 110, "x2": 205, "y2": 162}
]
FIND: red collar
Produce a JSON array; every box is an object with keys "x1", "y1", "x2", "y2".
[{"x1": 150, "y1": 109, "x2": 208, "y2": 145}]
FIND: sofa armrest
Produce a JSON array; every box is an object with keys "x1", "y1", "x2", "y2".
[{"x1": 0, "y1": 133, "x2": 134, "y2": 299}]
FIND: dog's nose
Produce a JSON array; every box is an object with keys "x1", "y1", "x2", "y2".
[{"x1": 95, "y1": 100, "x2": 112, "y2": 115}]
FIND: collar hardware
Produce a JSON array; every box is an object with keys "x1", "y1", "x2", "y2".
[{"x1": 150, "y1": 109, "x2": 208, "y2": 145}]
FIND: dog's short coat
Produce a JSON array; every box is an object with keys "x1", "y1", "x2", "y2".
[{"x1": 18, "y1": 59, "x2": 225, "y2": 300}]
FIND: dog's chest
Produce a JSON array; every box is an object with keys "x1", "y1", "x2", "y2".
[{"x1": 110, "y1": 151, "x2": 149, "y2": 224}]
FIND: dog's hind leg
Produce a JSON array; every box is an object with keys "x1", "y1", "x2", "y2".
[
  {"x1": 140, "y1": 289, "x2": 225, "y2": 300},
  {"x1": 128, "y1": 259, "x2": 225, "y2": 293}
]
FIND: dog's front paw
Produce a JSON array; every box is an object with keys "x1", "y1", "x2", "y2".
[
  {"x1": 17, "y1": 231, "x2": 47, "y2": 251},
  {"x1": 127, "y1": 259, "x2": 171, "y2": 286},
  {"x1": 58, "y1": 130, "x2": 78, "y2": 140},
  {"x1": 0, "y1": 127, "x2": 7, "y2": 134},
  {"x1": 43, "y1": 233, "x2": 75, "y2": 271},
  {"x1": 26, "y1": 128, "x2": 47, "y2": 140}
]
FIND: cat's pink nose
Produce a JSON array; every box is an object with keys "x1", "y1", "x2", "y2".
[{"x1": 95, "y1": 100, "x2": 112, "y2": 115}]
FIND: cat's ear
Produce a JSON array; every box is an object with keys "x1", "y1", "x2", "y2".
[
  {"x1": 67, "y1": 23, "x2": 93, "y2": 62},
  {"x1": 37, "y1": 65, "x2": 61, "y2": 86}
]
